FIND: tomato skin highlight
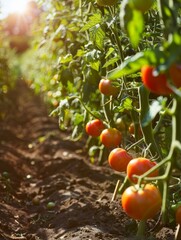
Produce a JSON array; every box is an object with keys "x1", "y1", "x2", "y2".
[
  {"x1": 141, "y1": 66, "x2": 172, "y2": 95},
  {"x1": 121, "y1": 184, "x2": 162, "y2": 220},
  {"x1": 108, "y1": 148, "x2": 133, "y2": 172},
  {"x1": 96, "y1": 0, "x2": 117, "y2": 7},
  {"x1": 100, "y1": 128, "x2": 122, "y2": 148},
  {"x1": 127, "y1": 157, "x2": 158, "y2": 183},
  {"x1": 86, "y1": 119, "x2": 105, "y2": 137},
  {"x1": 99, "y1": 79, "x2": 119, "y2": 96},
  {"x1": 129, "y1": 0, "x2": 154, "y2": 13}
]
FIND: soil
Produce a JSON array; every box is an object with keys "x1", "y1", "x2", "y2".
[{"x1": 0, "y1": 80, "x2": 176, "y2": 240}]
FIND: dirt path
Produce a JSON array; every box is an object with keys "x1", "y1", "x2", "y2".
[{"x1": 0, "y1": 80, "x2": 175, "y2": 240}]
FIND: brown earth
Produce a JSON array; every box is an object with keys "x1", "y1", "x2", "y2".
[{"x1": 0, "y1": 80, "x2": 176, "y2": 240}]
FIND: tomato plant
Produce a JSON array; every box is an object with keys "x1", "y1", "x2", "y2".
[
  {"x1": 129, "y1": 0, "x2": 154, "y2": 13},
  {"x1": 121, "y1": 184, "x2": 162, "y2": 220},
  {"x1": 141, "y1": 66, "x2": 173, "y2": 95},
  {"x1": 85, "y1": 119, "x2": 105, "y2": 137},
  {"x1": 100, "y1": 128, "x2": 122, "y2": 148},
  {"x1": 108, "y1": 148, "x2": 133, "y2": 172},
  {"x1": 99, "y1": 79, "x2": 119, "y2": 97},
  {"x1": 126, "y1": 157, "x2": 159, "y2": 183}
]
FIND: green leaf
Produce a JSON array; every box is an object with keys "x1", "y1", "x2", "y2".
[
  {"x1": 103, "y1": 56, "x2": 120, "y2": 68},
  {"x1": 90, "y1": 25, "x2": 105, "y2": 50},
  {"x1": 73, "y1": 113, "x2": 84, "y2": 125},
  {"x1": 108, "y1": 50, "x2": 156, "y2": 79},
  {"x1": 80, "y1": 13, "x2": 102, "y2": 32},
  {"x1": 105, "y1": 47, "x2": 115, "y2": 59},
  {"x1": 58, "y1": 54, "x2": 73, "y2": 64},
  {"x1": 127, "y1": 10, "x2": 144, "y2": 48},
  {"x1": 117, "y1": 97, "x2": 133, "y2": 112},
  {"x1": 90, "y1": 61, "x2": 100, "y2": 71},
  {"x1": 141, "y1": 99, "x2": 164, "y2": 127}
]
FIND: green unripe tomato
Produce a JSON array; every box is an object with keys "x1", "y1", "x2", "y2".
[
  {"x1": 47, "y1": 201, "x2": 56, "y2": 209},
  {"x1": 129, "y1": 0, "x2": 154, "y2": 12},
  {"x1": 96, "y1": 0, "x2": 117, "y2": 7}
]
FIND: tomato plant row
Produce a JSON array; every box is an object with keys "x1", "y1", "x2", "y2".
[{"x1": 4, "y1": 0, "x2": 181, "y2": 238}]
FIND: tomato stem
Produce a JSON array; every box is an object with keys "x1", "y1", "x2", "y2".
[
  {"x1": 139, "y1": 85, "x2": 163, "y2": 160},
  {"x1": 136, "y1": 220, "x2": 146, "y2": 238}
]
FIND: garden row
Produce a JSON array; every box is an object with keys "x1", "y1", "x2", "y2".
[{"x1": 2, "y1": 0, "x2": 181, "y2": 238}]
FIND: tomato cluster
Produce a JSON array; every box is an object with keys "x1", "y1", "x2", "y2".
[
  {"x1": 107, "y1": 146, "x2": 161, "y2": 220},
  {"x1": 85, "y1": 75, "x2": 163, "y2": 222}
]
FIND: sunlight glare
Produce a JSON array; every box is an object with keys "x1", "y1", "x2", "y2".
[
  {"x1": 1, "y1": 0, "x2": 29, "y2": 17},
  {"x1": 11, "y1": 0, "x2": 28, "y2": 14}
]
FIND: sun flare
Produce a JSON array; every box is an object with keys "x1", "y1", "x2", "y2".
[
  {"x1": 1, "y1": 0, "x2": 29, "y2": 18},
  {"x1": 10, "y1": 0, "x2": 28, "y2": 14}
]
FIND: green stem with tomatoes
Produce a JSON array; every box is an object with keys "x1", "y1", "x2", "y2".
[{"x1": 138, "y1": 85, "x2": 162, "y2": 159}]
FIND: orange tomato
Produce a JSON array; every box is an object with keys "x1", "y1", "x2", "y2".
[
  {"x1": 141, "y1": 66, "x2": 172, "y2": 95},
  {"x1": 127, "y1": 157, "x2": 159, "y2": 183},
  {"x1": 86, "y1": 119, "x2": 105, "y2": 137},
  {"x1": 100, "y1": 128, "x2": 122, "y2": 148},
  {"x1": 121, "y1": 184, "x2": 162, "y2": 220},
  {"x1": 108, "y1": 148, "x2": 133, "y2": 172},
  {"x1": 99, "y1": 79, "x2": 119, "y2": 97}
]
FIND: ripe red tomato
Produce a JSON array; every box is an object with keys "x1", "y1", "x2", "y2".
[
  {"x1": 108, "y1": 148, "x2": 133, "y2": 172},
  {"x1": 96, "y1": 0, "x2": 117, "y2": 7},
  {"x1": 141, "y1": 66, "x2": 173, "y2": 95},
  {"x1": 127, "y1": 157, "x2": 159, "y2": 183},
  {"x1": 100, "y1": 128, "x2": 122, "y2": 148},
  {"x1": 176, "y1": 205, "x2": 181, "y2": 224},
  {"x1": 129, "y1": 0, "x2": 154, "y2": 12},
  {"x1": 121, "y1": 184, "x2": 162, "y2": 220},
  {"x1": 86, "y1": 119, "x2": 105, "y2": 137},
  {"x1": 169, "y1": 64, "x2": 181, "y2": 88},
  {"x1": 99, "y1": 79, "x2": 119, "y2": 97}
]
